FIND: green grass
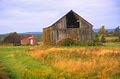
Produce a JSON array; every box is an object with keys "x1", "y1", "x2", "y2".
[
  {"x1": 0, "y1": 60, "x2": 10, "y2": 79},
  {"x1": 0, "y1": 46, "x2": 60, "y2": 79},
  {"x1": 104, "y1": 43, "x2": 120, "y2": 47},
  {"x1": 0, "y1": 44, "x2": 120, "y2": 79}
]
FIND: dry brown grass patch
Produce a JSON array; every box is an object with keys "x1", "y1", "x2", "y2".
[{"x1": 26, "y1": 47, "x2": 120, "y2": 78}]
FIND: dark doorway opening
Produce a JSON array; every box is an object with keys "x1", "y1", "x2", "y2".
[{"x1": 66, "y1": 11, "x2": 80, "y2": 28}]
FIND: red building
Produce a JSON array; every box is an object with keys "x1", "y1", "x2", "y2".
[{"x1": 20, "y1": 35, "x2": 36, "y2": 45}]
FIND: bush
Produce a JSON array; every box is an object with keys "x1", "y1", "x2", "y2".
[
  {"x1": 3, "y1": 33, "x2": 21, "y2": 46},
  {"x1": 86, "y1": 41, "x2": 95, "y2": 46},
  {"x1": 74, "y1": 41, "x2": 86, "y2": 46},
  {"x1": 57, "y1": 37, "x2": 103, "y2": 46},
  {"x1": 57, "y1": 38, "x2": 75, "y2": 46},
  {"x1": 57, "y1": 38, "x2": 101, "y2": 46},
  {"x1": 101, "y1": 35, "x2": 106, "y2": 43},
  {"x1": 94, "y1": 42, "x2": 103, "y2": 46},
  {"x1": 93, "y1": 34, "x2": 99, "y2": 43},
  {"x1": 74, "y1": 40, "x2": 95, "y2": 46}
]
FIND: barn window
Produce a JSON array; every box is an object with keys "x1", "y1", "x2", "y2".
[{"x1": 66, "y1": 11, "x2": 80, "y2": 28}]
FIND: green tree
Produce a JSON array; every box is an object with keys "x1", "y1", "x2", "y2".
[
  {"x1": 93, "y1": 34, "x2": 99, "y2": 43},
  {"x1": 101, "y1": 35, "x2": 106, "y2": 43},
  {"x1": 114, "y1": 26, "x2": 120, "y2": 37},
  {"x1": 98, "y1": 25, "x2": 106, "y2": 34},
  {"x1": 3, "y1": 32, "x2": 21, "y2": 45}
]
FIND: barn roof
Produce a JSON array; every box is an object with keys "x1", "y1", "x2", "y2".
[
  {"x1": 44, "y1": 10, "x2": 93, "y2": 28},
  {"x1": 20, "y1": 34, "x2": 34, "y2": 40}
]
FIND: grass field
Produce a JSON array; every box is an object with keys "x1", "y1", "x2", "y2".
[{"x1": 0, "y1": 43, "x2": 120, "y2": 79}]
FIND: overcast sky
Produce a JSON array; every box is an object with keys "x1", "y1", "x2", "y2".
[{"x1": 0, "y1": 0, "x2": 120, "y2": 34}]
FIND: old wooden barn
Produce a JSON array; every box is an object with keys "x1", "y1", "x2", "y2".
[{"x1": 43, "y1": 10, "x2": 93, "y2": 45}]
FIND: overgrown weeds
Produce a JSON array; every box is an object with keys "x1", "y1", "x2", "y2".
[
  {"x1": 27, "y1": 47, "x2": 120, "y2": 78},
  {"x1": 0, "y1": 46, "x2": 120, "y2": 79}
]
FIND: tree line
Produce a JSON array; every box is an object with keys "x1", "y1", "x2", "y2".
[{"x1": 0, "y1": 26, "x2": 120, "y2": 46}]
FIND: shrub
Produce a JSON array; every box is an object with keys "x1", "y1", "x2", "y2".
[
  {"x1": 57, "y1": 38, "x2": 103, "y2": 46},
  {"x1": 101, "y1": 35, "x2": 106, "y2": 43},
  {"x1": 86, "y1": 40, "x2": 95, "y2": 46},
  {"x1": 57, "y1": 38, "x2": 100, "y2": 46},
  {"x1": 93, "y1": 34, "x2": 99, "y2": 43},
  {"x1": 74, "y1": 41, "x2": 86, "y2": 46},
  {"x1": 74, "y1": 41, "x2": 95, "y2": 46},
  {"x1": 3, "y1": 33, "x2": 21, "y2": 46},
  {"x1": 57, "y1": 38, "x2": 75, "y2": 46},
  {"x1": 94, "y1": 42, "x2": 103, "y2": 46}
]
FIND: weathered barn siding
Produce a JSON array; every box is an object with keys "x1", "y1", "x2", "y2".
[{"x1": 43, "y1": 10, "x2": 93, "y2": 45}]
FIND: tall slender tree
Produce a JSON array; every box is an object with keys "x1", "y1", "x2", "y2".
[{"x1": 98, "y1": 25, "x2": 106, "y2": 34}]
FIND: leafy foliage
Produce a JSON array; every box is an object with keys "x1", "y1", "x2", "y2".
[
  {"x1": 93, "y1": 34, "x2": 99, "y2": 43},
  {"x1": 57, "y1": 38, "x2": 75, "y2": 46},
  {"x1": 101, "y1": 35, "x2": 106, "y2": 43},
  {"x1": 114, "y1": 26, "x2": 120, "y2": 37},
  {"x1": 3, "y1": 32, "x2": 21, "y2": 46},
  {"x1": 57, "y1": 38, "x2": 102, "y2": 46},
  {"x1": 98, "y1": 25, "x2": 106, "y2": 34}
]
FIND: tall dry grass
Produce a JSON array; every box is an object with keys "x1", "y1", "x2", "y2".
[{"x1": 26, "y1": 47, "x2": 120, "y2": 78}]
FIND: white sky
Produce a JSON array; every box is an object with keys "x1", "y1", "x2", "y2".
[{"x1": 0, "y1": 0, "x2": 120, "y2": 34}]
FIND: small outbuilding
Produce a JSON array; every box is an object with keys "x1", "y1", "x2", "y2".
[{"x1": 20, "y1": 35, "x2": 36, "y2": 45}]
